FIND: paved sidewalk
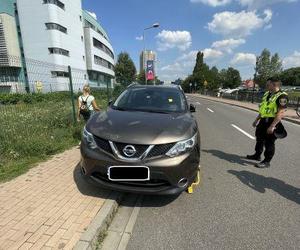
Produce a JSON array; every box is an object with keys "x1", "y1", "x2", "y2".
[
  {"x1": 0, "y1": 147, "x2": 110, "y2": 250},
  {"x1": 192, "y1": 94, "x2": 300, "y2": 124}
]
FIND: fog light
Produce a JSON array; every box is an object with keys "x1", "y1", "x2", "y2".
[{"x1": 177, "y1": 178, "x2": 188, "y2": 188}]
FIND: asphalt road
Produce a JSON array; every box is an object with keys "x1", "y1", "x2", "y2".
[{"x1": 125, "y1": 95, "x2": 300, "y2": 250}]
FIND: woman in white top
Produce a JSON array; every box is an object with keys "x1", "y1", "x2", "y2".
[{"x1": 77, "y1": 85, "x2": 100, "y2": 122}]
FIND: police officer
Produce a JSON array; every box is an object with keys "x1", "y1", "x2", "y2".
[{"x1": 247, "y1": 77, "x2": 288, "y2": 168}]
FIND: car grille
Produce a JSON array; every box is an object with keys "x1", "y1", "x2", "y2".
[
  {"x1": 114, "y1": 142, "x2": 149, "y2": 158},
  {"x1": 93, "y1": 136, "x2": 113, "y2": 154},
  {"x1": 92, "y1": 135, "x2": 176, "y2": 159},
  {"x1": 92, "y1": 173, "x2": 170, "y2": 188},
  {"x1": 147, "y1": 143, "x2": 175, "y2": 158}
]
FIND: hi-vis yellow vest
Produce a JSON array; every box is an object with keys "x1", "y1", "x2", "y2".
[{"x1": 259, "y1": 91, "x2": 287, "y2": 118}]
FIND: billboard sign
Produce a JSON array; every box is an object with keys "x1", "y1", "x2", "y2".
[{"x1": 146, "y1": 60, "x2": 154, "y2": 81}]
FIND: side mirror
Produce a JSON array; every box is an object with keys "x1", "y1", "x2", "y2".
[
  {"x1": 108, "y1": 99, "x2": 113, "y2": 106},
  {"x1": 190, "y1": 104, "x2": 196, "y2": 113}
]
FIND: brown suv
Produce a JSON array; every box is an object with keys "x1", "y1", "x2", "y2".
[{"x1": 80, "y1": 85, "x2": 200, "y2": 195}]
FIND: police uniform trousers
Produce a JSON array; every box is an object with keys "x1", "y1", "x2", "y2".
[{"x1": 255, "y1": 118, "x2": 277, "y2": 162}]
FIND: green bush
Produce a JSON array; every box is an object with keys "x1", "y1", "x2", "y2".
[{"x1": 0, "y1": 90, "x2": 114, "y2": 182}]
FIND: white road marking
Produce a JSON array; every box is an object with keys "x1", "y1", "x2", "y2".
[
  {"x1": 196, "y1": 102, "x2": 201, "y2": 105},
  {"x1": 231, "y1": 124, "x2": 255, "y2": 140},
  {"x1": 207, "y1": 108, "x2": 214, "y2": 113}
]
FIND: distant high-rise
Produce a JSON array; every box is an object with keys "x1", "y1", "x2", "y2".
[{"x1": 139, "y1": 50, "x2": 156, "y2": 75}]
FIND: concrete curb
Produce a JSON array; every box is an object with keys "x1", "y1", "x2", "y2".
[
  {"x1": 195, "y1": 95, "x2": 300, "y2": 125},
  {"x1": 74, "y1": 191, "x2": 124, "y2": 250}
]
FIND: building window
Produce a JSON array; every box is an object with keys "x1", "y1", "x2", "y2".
[
  {"x1": 94, "y1": 55, "x2": 114, "y2": 70},
  {"x1": 51, "y1": 71, "x2": 69, "y2": 78},
  {"x1": 43, "y1": 0, "x2": 65, "y2": 10},
  {"x1": 45, "y1": 23, "x2": 67, "y2": 34},
  {"x1": 48, "y1": 47, "x2": 69, "y2": 56},
  {"x1": 84, "y1": 74, "x2": 87, "y2": 80},
  {"x1": 93, "y1": 38, "x2": 114, "y2": 59},
  {"x1": 81, "y1": 36, "x2": 83, "y2": 42},
  {"x1": 83, "y1": 56, "x2": 85, "y2": 61},
  {"x1": 84, "y1": 20, "x2": 108, "y2": 40},
  {"x1": 79, "y1": 15, "x2": 82, "y2": 21}
]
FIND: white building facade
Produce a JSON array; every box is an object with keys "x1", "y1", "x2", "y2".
[{"x1": 0, "y1": 0, "x2": 115, "y2": 93}]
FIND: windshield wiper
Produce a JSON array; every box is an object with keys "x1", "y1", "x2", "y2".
[
  {"x1": 113, "y1": 106, "x2": 128, "y2": 111},
  {"x1": 137, "y1": 110, "x2": 170, "y2": 114}
]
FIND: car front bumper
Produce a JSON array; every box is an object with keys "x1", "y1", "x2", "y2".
[{"x1": 80, "y1": 141, "x2": 200, "y2": 195}]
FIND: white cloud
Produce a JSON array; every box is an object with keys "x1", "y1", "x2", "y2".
[
  {"x1": 263, "y1": 9, "x2": 273, "y2": 23},
  {"x1": 156, "y1": 30, "x2": 192, "y2": 51},
  {"x1": 177, "y1": 50, "x2": 198, "y2": 61},
  {"x1": 238, "y1": 0, "x2": 298, "y2": 9},
  {"x1": 191, "y1": 0, "x2": 298, "y2": 8},
  {"x1": 202, "y1": 48, "x2": 223, "y2": 59},
  {"x1": 283, "y1": 51, "x2": 300, "y2": 68},
  {"x1": 207, "y1": 10, "x2": 272, "y2": 38},
  {"x1": 230, "y1": 53, "x2": 256, "y2": 65},
  {"x1": 159, "y1": 49, "x2": 223, "y2": 81},
  {"x1": 264, "y1": 24, "x2": 272, "y2": 30},
  {"x1": 190, "y1": 0, "x2": 231, "y2": 6},
  {"x1": 211, "y1": 38, "x2": 245, "y2": 53},
  {"x1": 159, "y1": 51, "x2": 198, "y2": 80},
  {"x1": 135, "y1": 35, "x2": 143, "y2": 41},
  {"x1": 161, "y1": 62, "x2": 184, "y2": 72}
]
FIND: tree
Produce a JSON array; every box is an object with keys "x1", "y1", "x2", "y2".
[
  {"x1": 280, "y1": 67, "x2": 300, "y2": 86},
  {"x1": 255, "y1": 49, "x2": 283, "y2": 88},
  {"x1": 192, "y1": 51, "x2": 210, "y2": 88},
  {"x1": 137, "y1": 71, "x2": 145, "y2": 84},
  {"x1": 182, "y1": 75, "x2": 195, "y2": 93},
  {"x1": 114, "y1": 52, "x2": 136, "y2": 86},
  {"x1": 206, "y1": 66, "x2": 220, "y2": 90},
  {"x1": 270, "y1": 53, "x2": 282, "y2": 76},
  {"x1": 182, "y1": 50, "x2": 242, "y2": 92},
  {"x1": 223, "y1": 67, "x2": 241, "y2": 89},
  {"x1": 219, "y1": 69, "x2": 227, "y2": 88}
]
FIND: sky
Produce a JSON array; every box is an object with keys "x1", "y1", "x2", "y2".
[{"x1": 82, "y1": 0, "x2": 300, "y2": 81}]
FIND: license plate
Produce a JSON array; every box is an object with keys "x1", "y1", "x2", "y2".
[{"x1": 107, "y1": 166, "x2": 150, "y2": 181}]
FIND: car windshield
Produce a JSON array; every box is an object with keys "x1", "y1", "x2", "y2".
[{"x1": 112, "y1": 87, "x2": 187, "y2": 113}]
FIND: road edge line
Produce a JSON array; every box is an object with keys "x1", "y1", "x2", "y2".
[
  {"x1": 74, "y1": 191, "x2": 124, "y2": 250},
  {"x1": 117, "y1": 195, "x2": 144, "y2": 250}
]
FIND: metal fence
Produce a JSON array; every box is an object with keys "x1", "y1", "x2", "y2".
[
  {"x1": 0, "y1": 55, "x2": 115, "y2": 121},
  {"x1": 0, "y1": 56, "x2": 117, "y2": 170},
  {"x1": 0, "y1": 55, "x2": 113, "y2": 94}
]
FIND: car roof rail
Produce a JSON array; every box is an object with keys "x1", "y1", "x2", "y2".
[{"x1": 127, "y1": 83, "x2": 138, "y2": 88}]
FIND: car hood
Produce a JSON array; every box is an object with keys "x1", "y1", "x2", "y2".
[{"x1": 86, "y1": 108, "x2": 198, "y2": 145}]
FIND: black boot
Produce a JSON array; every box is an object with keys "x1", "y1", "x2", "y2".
[
  {"x1": 255, "y1": 161, "x2": 270, "y2": 168},
  {"x1": 246, "y1": 154, "x2": 261, "y2": 161}
]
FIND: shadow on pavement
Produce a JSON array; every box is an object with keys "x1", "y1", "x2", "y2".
[
  {"x1": 73, "y1": 163, "x2": 111, "y2": 200},
  {"x1": 73, "y1": 163, "x2": 179, "y2": 207},
  {"x1": 139, "y1": 194, "x2": 179, "y2": 207},
  {"x1": 228, "y1": 170, "x2": 300, "y2": 205},
  {"x1": 202, "y1": 149, "x2": 253, "y2": 166}
]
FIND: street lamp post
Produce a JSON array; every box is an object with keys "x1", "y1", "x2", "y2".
[{"x1": 143, "y1": 23, "x2": 159, "y2": 85}]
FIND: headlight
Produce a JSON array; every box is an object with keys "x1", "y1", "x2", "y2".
[
  {"x1": 166, "y1": 133, "x2": 197, "y2": 157},
  {"x1": 83, "y1": 126, "x2": 97, "y2": 149}
]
